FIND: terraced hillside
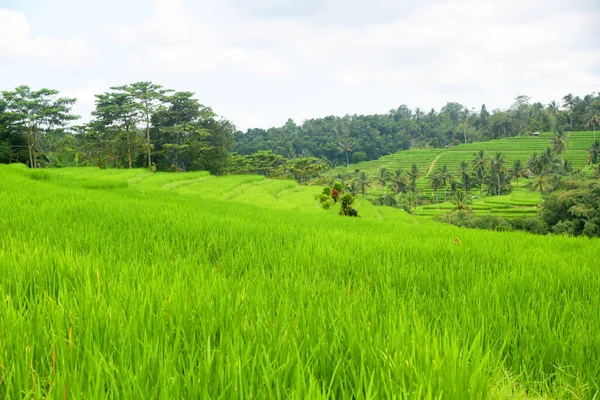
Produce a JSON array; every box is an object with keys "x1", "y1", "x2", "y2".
[
  {"x1": 434, "y1": 131, "x2": 595, "y2": 170},
  {"x1": 2, "y1": 165, "x2": 600, "y2": 398},
  {"x1": 329, "y1": 131, "x2": 596, "y2": 179},
  {"x1": 8, "y1": 165, "x2": 413, "y2": 222},
  {"x1": 413, "y1": 190, "x2": 541, "y2": 219}
]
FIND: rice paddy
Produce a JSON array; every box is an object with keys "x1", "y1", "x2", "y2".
[{"x1": 1, "y1": 164, "x2": 599, "y2": 398}]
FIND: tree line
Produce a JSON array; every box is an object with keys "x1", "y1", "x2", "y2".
[
  {"x1": 0, "y1": 83, "x2": 235, "y2": 174},
  {"x1": 2, "y1": 85, "x2": 600, "y2": 179},
  {"x1": 234, "y1": 93, "x2": 600, "y2": 166}
]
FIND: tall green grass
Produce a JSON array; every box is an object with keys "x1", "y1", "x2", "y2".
[{"x1": 0, "y1": 166, "x2": 599, "y2": 398}]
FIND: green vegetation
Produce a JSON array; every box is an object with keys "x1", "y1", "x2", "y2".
[
  {"x1": 1, "y1": 165, "x2": 600, "y2": 398},
  {"x1": 235, "y1": 94, "x2": 600, "y2": 166}
]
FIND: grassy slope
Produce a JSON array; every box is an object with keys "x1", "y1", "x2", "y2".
[
  {"x1": 1, "y1": 165, "x2": 599, "y2": 398},
  {"x1": 329, "y1": 131, "x2": 596, "y2": 218},
  {"x1": 329, "y1": 131, "x2": 596, "y2": 177}
]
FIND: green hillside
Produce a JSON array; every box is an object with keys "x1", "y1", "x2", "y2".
[
  {"x1": 326, "y1": 131, "x2": 596, "y2": 218},
  {"x1": 2, "y1": 165, "x2": 600, "y2": 398},
  {"x1": 329, "y1": 131, "x2": 596, "y2": 177}
]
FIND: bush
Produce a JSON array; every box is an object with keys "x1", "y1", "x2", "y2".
[
  {"x1": 321, "y1": 199, "x2": 334, "y2": 210},
  {"x1": 510, "y1": 217, "x2": 549, "y2": 235},
  {"x1": 318, "y1": 194, "x2": 330, "y2": 204},
  {"x1": 322, "y1": 187, "x2": 332, "y2": 196},
  {"x1": 339, "y1": 193, "x2": 358, "y2": 217},
  {"x1": 352, "y1": 151, "x2": 366, "y2": 163},
  {"x1": 332, "y1": 182, "x2": 343, "y2": 192}
]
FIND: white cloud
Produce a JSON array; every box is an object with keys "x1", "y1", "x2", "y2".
[
  {"x1": 0, "y1": 8, "x2": 97, "y2": 68},
  {"x1": 62, "y1": 79, "x2": 106, "y2": 122},
  {"x1": 3, "y1": 0, "x2": 599, "y2": 130}
]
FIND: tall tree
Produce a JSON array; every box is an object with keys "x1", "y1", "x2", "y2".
[
  {"x1": 586, "y1": 113, "x2": 600, "y2": 140},
  {"x1": 509, "y1": 159, "x2": 524, "y2": 188},
  {"x1": 587, "y1": 141, "x2": 600, "y2": 165},
  {"x1": 92, "y1": 91, "x2": 139, "y2": 168},
  {"x1": 547, "y1": 101, "x2": 560, "y2": 133},
  {"x1": 490, "y1": 152, "x2": 507, "y2": 195},
  {"x1": 440, "y1": 164, "x2": 453, "y2": 201},
  {"x1": 562, "y1": 93, "x2": 575, "y2": 130},
  {"x1": 550, "y1": 131, "x2": 569, "y2": 160},
  {"x1": 113, "y1": 82, "x2": 170, "y2": 170},
  {"x1": 429, "y1": 171, "x2": 442, "y2": 204},
  {"x1": 356, "y1": 172, "x2": 371, "y2": 196},
  {"x1": 338, "y1": 140, "x2": 353, "y2": 166},
  {"x1": 407, "y1": 163, "x2": 420, "y2": 192},
  {"x1": 459, "y1": 160, "x2": 471, "y2": 194},
  {"x1": 1, "y1": 86, "x2": 78, "y2": 168},
  {"x1": 375, "y1": 168, "x2": 391, "y2": 192},
  {"x1": 472, "y1": 150, "x2": 488, "y2": 195},
  {"x1": 390, "y1": 169, "x2": 407, "y2": 194}
]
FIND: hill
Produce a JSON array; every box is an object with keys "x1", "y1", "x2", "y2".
[
  {"x1": 327, "y1": 131, "x2": 596, "y2": 218},
  {"x1": 1, "y1": 165, "x2": 599, "y2": 398},
  {"x1": 329, "y1": 131, "x2": 596, "y2": 177}
]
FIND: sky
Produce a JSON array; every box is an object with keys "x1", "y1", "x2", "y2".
[{"x1": 1, "y1": 0, "x2": 599, "y2": 131}]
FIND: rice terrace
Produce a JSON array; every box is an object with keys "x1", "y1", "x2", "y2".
[{"x1": 2, "y1": 0, "x2": 600, "y2": 398}]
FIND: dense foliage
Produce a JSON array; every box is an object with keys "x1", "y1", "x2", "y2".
[
  {"x1": 0, "y1": 84, "x2": 235, "y2": 173},
  {"x1": 235, "y1": 93, "x2": 600, "y2": 165}
]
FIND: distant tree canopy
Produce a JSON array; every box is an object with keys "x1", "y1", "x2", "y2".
[
  {"x1": 0, "y1": 83, "x2": 235, "y2": 173},
  {"x1": 1, "y1": 88, "x2": 599, "y2": 174},
  {"x1": 234, "y1": 93, "x2": 600, "y2": 165}
]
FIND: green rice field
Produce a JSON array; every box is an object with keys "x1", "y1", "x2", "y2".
[{"x1": 1, "y1": 164, "x2": 599, "y2": 398}]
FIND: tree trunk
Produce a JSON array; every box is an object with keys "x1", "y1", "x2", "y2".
[
  {"x1": 126, "y1": 127, "x2": 133, "y2": 169},
  {"x1": 497, "y1": 175, "x2": 501, "y2": 196},
  {"x1": 32, "y1": 128, "x2": 38, "y2": 169},
  {"x1": 346, "y1": 152, "x2": 349, "y2": 167},
  {"x1": 146, "y1": 117, "x2": 152, "y2": 170},
  {"x1": 26, "y1": 128, "x2": 34, "y2": 168}
]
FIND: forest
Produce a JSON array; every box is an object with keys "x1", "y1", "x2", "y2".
[
  {"x1": 234, "y1": 93, "x2": 600, "y2": 165},
  {"x1": 1, "y1": 84, "x2": 599, "y2": 172}
]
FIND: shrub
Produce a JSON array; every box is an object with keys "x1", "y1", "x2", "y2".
[
  {"x1": 510, "y1": 217, "x2": 549, "y2": 235},
  {"x1": 331, "y1": 189, "x2": 340, "y2": 203},
  {"x1": 322, "y1": 187, "x2": 332, "y2": 196},
  {"x1": 318, "y1": 194, "x2": 330, "y2": 204},
  {"x1": 321, "y1": 199, "x2": 334, "y2": 210},
  {"x1": 332, "y1": 182, "x2": 343, "y2": 192},
  {"x1": 339, "y1": 193, "x2": 358, "y2": 216}
]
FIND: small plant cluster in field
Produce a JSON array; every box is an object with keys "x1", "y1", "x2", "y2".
[{"x1": 318, "y1": 182, "x2": 358, "y2": 216}]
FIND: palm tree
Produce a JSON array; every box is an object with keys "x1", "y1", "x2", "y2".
[
  {"x1": 345, "y1": 181, "x2": 360, "y2": 196},
  {"x1": 461, "y1": 111, "x2": 469, "y2": 144},
  {"x1": 509, "y1": 159, "x2": 524, "y2": 188},
  {"x1": 440, "y1": 164, "x2": 453, "y2": 201},
  {"x1": 429, "y1": 172, "x2": 442, "y2": 204},
  {"x1": 562, "y1": 94, "x2": 575, "y2": 130},
  {"x1": 490, "y1": 152, "x2": 506, "y2": 195},
  {"x1": 472, "y1": 150, "x2": 488, "y2": 195},
  {"x1": 550, "y1": 131, "x2": 569, "y2": 160},
  {"x1": 532, "y1": 173, "x2": 549, "y2": 195},
  {"x1": 547, "y1": 101, "x2": 560, "y2": 133},
  {"x1": 338, "y1": 141, "x2": 353, "y2": 166},
  {"x1": 540, "y1": 147, "x2": 560, "y2": 173},
  {"x1": 585, "y1": 113, "x2": 600, "y2": 140},
  {"x1": 459, "y1": 160, "x2": 470, "y2": 194},
  {"x1": 450, "y1": 191, "x2": 473, "y2": 213},
  {"x1": 407, "y1": 163, "x2": 420, "y2": 192},
  {"x1": 356, "y1": 172, "x2": 370, "y2": 196},
  {"x1": 587, "y1": 140, "x2": 600, "y2": 165},
  {"x1": 374, "y1": 168, "x2": 391, "y2": 192},
  {"x1": 390, "y1": 169, "x2": 407, "y2": 194}
]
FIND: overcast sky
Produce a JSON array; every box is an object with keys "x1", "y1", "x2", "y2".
[{"x1": 1, "y1": 0, "x2": 599, "y2": 130}]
